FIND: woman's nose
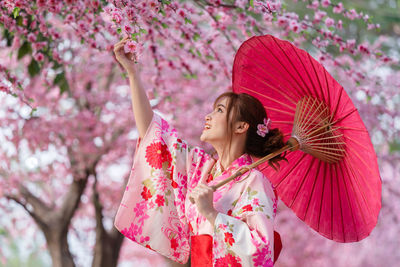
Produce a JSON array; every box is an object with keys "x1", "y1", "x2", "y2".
[{"x1": 205, "y1": 114, "x2": 211, "y2": 121}]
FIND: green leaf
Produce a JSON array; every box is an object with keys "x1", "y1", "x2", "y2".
[
  {"x1": 389, "y1": 140, "x2": 400, "y2": 154},
  {"x1": 17, "y1": 42, "x2": 32, "y2": 60},
  {"x1": 131, "y1": 33, "x2": 138, "y2": 42},
  {"x1": 12, "y1": 7, "x2": 20, "y2": 19},
  {"x1": 184, "y1": 17, "x2": 192, "y2": 24},
  {"x1": 161, "y1": 22, "x2": 169, "y2": 29},
  {"x1": 29, "y1": 107, "x2": 37, "y2": 116},
  {"x1": 159, "y1": 8, "x2": 166, "y2": 16},
  {"x1": 53, "y1": 72, "x2": 69, "y2": 95},
  {"x1": 59, "y1": 80, "x2": 69, "y2": 95},
  {"x1": 28, "y1": 59, "x2": 40, "y2": 77},
  {"x1": 193, "y1": 33, "x2": 200, "y2": 42},
  {"x1": 116, "y1": 28, "x2": 122, "y2": 34},
  {"x1": 54, "y1": 72, "x2": 65, "y2": 85},
  {"x1": 16, "y1": 16, "x2": 23, "y2": 26},
  {"x1": 249, "y1": 0, "x2": 254, "y2": 9},
  {"x1": 140, "y1": 28, "x2": 148, "y2": 34},
  {"x1": 4, "y1": 29, "x2": 14, "y2": 46}
]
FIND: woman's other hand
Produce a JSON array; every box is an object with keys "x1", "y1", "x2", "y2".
[
  {"x1": 113, "y1": 36, "x2": 137, "y2": 74},
  {"x1": 190, "y1": 184, "x2": 218, "y2": 225}
]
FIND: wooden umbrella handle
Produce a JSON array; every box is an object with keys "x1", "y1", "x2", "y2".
[{"x1": 212, "y1": 140, "x2": 298, "y2": 191}]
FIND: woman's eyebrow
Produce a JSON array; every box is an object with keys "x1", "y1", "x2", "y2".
[{"x1": 216, "y1": 104, "x2": 226, "y2": 108}]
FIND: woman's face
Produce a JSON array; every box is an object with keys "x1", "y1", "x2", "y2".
[{"x1": 200, "y1": 97, "x2": 230, "y2": 145}]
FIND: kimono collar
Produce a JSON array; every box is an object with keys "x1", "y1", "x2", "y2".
[
  {"x1": 220, "y1": 153, "x2": 252, "y2": 172},
  {"x1": 209, "y1": 153, "x2": 253, "y2": 185}
]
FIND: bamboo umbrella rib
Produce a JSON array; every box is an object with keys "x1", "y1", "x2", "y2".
[
  {"x1": 304, "y1": 159, "x2": 322, "y2": 222},
  {"x1": 298, "y1": 97, "x2": 324, "y2": 131},
  {"x1": 344, "y1": 151, "x2": 376, "y2": 199},
  {"x1": 332, "y1": 108, "x2": 358, "y2": 125},
  {"x1": 299, "y1": 98, "x2": 326, "y2": 131},
  {"x1": 303, "y1": 118, "x2": 335, "y2": 138},
  {"x1": 274, "y1": 39, "x2": 317, "y2": 97},
  {"x1": 292, "y1": 48, "x2": 319, "y2": 97},
  {"x1": 303, "y1": 101, "x2": 331, "y2": 126},
  {"x1": 243, "y1": 57, "x2": 304, "y2": 101},
  {"x1": 273, "y1": 153, "x2": 308, "y2": 188},
  {"x1": 289, "y1": 157, "x2": 317, "y2": 209},
  {"x1": 315, "y1": 149, "x2": 343, "y2": 161},
  {"x1": 341, "y1": 158, "x2": 369, "y2": 237},
  {"x1": 339, "y1": 127, "x2": 367, "y2": 132},
  {"x1": 317, "y1": 162, "x2": 329, "y2": 231},
  {"x1": 308, "y1": 53, "x2": 326, "y2": 100},
  {"x1": 306, "y1": 147, "x2": 345, "y2": 158},
  {"x1": 323, "y1": 68, "x2": 331, "y2": 108},
  {"x1": 332, "y1": 87, "x2": 344, "y2": 119},
  {"x1": 333, "y1": 163, "x2": 346, "y2": 242},
  {"x1": 255, "y1": 37, "x2": 309, "y2": 94},
  {"x1": 345, "y1": 135, "x2": 371, "y2": 151},
  {"x1": 263, "y1": 106, "x2": 294, "y2": 116},
  {"x1": 344, "y1": 156, "x2": 373, "y2": 226},
  {"x1": 300, "y1": 99, "x2": 330, "y2": 129},
  {"x1": 338, "y1": 163, "x2": 359, "y2": 241},
  {"x1": 261, "y1": 37, "x2": 313, "y2": 96},
  {"x1": 304, "y1": 118, "x2": 337, "y2": 137},
  {"x1": 241, "y1": 67, "x2": 300, "y2": 104},
  {"x1": 308, "y1": 145, "x2": 346, "y2": 152},
  {"x1": 307, "y1": 133, "x2": 344, "y2": 143},
  {"x1": 344, "y1": 146, "x2": 375, "y2": 174},
  {"x1": 239, "y1": 84, "x2": 296, "y2": 111}
]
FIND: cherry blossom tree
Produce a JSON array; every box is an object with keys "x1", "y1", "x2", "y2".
[{"x1": 0, "y1": 0, "x2": 399, "y2": 266}]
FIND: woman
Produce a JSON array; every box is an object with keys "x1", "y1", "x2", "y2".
[{"x1": 113, "y1": 37, "x2": 285, "y2": 267}]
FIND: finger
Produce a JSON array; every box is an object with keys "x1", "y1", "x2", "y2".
[
  {"x1": 197, "y1": 184, "x2": 212, "y2": 193},
  {"x1": 114, "y1": 39, "x2": 129, "y2": 50},
  {"x1": 114, "y1": 42, "x2": 127, "y2": 51}
]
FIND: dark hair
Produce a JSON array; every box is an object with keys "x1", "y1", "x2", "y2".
[{"x1": 214, "y1": 92, "x2": 287, "y2": 170}]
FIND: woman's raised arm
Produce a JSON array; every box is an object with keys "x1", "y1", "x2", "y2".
[{"x1": 113, "y1": 37, "x2": 153, "y2": 138}]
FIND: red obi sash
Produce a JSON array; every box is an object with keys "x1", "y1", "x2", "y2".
[
  {"x1": 191, "y1": 235, "x2": 213, "y2": 267},
  {"x1": 190, "y1": 232, "x2": 282, "y2": 266}
]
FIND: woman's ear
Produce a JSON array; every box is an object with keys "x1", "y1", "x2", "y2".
[{"x1": 234, "y1": 121, "x2": 249, "y2": 134}]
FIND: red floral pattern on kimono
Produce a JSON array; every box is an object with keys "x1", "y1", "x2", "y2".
[{"x1": 114, "y1": 113, "x2": 277, "y2": 266}]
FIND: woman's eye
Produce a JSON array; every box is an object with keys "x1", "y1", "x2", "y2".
[{"x1": 217, "y1": 108, "x2": 223, "y2": 112}]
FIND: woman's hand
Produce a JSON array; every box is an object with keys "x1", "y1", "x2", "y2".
[
  {"x1": 190, "y1": 184, "x2": 218, "y2": 225},
  {"x1": 113, "y1": 36, "x2": 137, "y2": 75}
]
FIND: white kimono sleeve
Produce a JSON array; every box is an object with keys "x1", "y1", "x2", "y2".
[{"x1": 114, "y1": 113, "x2": 210, "y2": 264}]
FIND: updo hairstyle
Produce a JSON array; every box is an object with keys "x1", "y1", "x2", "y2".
[{"x1": 214, "y1": 92, "x2": 287, "y2": 169}]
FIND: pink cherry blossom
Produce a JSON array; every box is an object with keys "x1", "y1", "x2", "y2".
[
  {"x1": 333, "y1": 3, "x2": 344, "y2": 13},
  {"x1": 325, "y1": 17, "x2": 335, "y2": 28},
  {"x1": 33, "y1": 52, "x2": 44, "y2": 62}
]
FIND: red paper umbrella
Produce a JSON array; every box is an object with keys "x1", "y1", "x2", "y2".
[{"x1": 231, "y1": 35, "x2": 381, "y2": 242}]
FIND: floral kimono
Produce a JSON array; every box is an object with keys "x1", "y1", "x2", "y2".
[{"x1": 114, "y1": 113, "x2": 278, "y2": 266}]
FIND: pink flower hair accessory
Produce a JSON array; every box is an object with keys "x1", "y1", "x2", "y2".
[{"x1": 257, "y1": 118, "x2": 271, "y2": 137}]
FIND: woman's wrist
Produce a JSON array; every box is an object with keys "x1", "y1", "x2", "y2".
[
  {"x1": 127, "y1": 69, "x2": 136, "y2": 78},
  {"x1": 205, "y1": 210, "x2": 219, "y2": 225}
]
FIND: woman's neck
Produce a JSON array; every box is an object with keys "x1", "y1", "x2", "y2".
[{"x1": 215, "y1": 141, "x2": 245, "y2": 170}]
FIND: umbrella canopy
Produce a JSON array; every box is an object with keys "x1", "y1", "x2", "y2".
[{"x1": 232, "y1": 34, "x2": 381, "y2": 243}]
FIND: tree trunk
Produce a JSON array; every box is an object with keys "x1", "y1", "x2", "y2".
[
  {"x1": 92, "y1": 227, "x2": 124, "y2": 267},
  {"x1": 44, "y1": 228, "x2": 76, "y2": 267}
]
